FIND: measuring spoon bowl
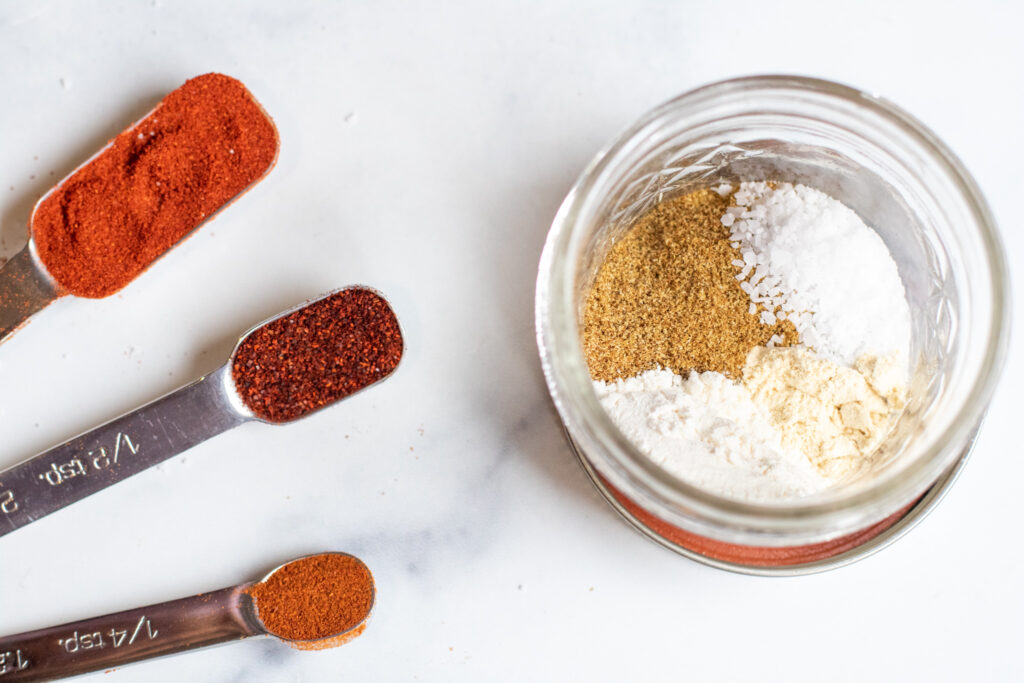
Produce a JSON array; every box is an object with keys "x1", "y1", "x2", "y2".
[
  {"x1": 249, "y1": 551, "x2": 377, "y2": 650},
  {"x1": 227, "y1": 284, "x2": 405, "y2": 424}
]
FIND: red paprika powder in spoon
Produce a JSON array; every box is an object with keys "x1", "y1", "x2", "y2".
[{"x1": 31, "y1": 72, "x2": 279, "y2": 298}]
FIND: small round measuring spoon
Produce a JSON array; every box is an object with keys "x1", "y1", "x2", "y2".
[
  {"x1": 0, "y1": 73, "x2": 279, "y2": 344},
  {"x1": 0, "y1": 287, "x2": 403, "y2": 537},
  {"x1": 0, "y1": 552, "x2": 375, "y2": 682}
]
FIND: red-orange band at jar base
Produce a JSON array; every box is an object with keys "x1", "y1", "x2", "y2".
[
  {"x1": 598, "y1": 474, "x2": 923, "y2": 569},
  {"x1": 564, "y1": 426, "x2": 976, "y2": 575}
]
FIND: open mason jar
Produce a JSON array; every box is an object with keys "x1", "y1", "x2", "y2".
[{"x1": 535, "y1": 75, "x2": 1010, "y2": 575}]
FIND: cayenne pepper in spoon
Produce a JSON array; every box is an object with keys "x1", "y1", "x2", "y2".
[
  {"x1": 0, "y1": 288, "x2": 404, "y2": 536},
  {"x1": 0, "y1": 72, "x2": 279, "y2": 342},
  {"x1": 248, "y1": 553, "x2": 376, "y2": 649}
]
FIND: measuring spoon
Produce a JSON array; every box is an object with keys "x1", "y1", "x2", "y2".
[
  {"x1": 0, "y1": 552, "x2": 375, "y2": 682},
  {"x1": 0, "y1": 287, "x2": 403, "y2": 537},
  {"x1": 0, "y1": 76, "x2": 279, "y2": 344}
]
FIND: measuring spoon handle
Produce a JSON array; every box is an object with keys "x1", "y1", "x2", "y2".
[
  {"x1": 0, "y1": 245, "x2": 59, "y2": 344},
  {"x1": 0, "y1": 365, "x2": 249, "y2": 537},
  {"x1": 0, "y1": 584, "x2": 262, "y2": 682}
]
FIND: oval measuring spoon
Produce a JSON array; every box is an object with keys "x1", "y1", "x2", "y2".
[
  {"x1": 0, "y1": 287, "x2": 403, "y2": 537},
  {"x1": 0, "y1": 73, "x2": 279, "y2": 344},
  {"x1": 0, "y1": 552, "x2": 375, "y2": 682}
]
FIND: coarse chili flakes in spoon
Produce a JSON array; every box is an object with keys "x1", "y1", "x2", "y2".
[{"x1": 231, "y1": 287, "x2": 404, "y2": 423}]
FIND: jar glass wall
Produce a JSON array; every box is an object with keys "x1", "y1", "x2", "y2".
[{"x1": 535, "y1": 76, "x2": 1009, "y2": 569}]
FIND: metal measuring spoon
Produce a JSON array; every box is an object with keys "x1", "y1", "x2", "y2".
[
  {"x1": 0, "y1": 287, "x2": 403, "y2": 537},
  {"x1": 0, "y1": 80, "x2": 279, "y2": 344},
  {"x1": 0, "y1": 552, "x2": 375, "y2": 682}
]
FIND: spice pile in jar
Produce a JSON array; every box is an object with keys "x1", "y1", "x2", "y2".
[
  {"x1": 584, "y1": 182, "x2": 911, "y2": 502},
  {"x1": 248, "y1": 553, "x2": 375, "y2": 649}
]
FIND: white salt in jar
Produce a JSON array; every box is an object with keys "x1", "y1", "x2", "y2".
[{"x1": 535, "y1": 75, "x2": 1009, "y2": 575}]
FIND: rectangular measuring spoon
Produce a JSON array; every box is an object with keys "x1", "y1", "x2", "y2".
[
  {"x1": 0, "y1": 287, "x2": 404, "y2": 537},
  {"x1": 0, "y1": 73, "x2": 279, "y2": 344}
]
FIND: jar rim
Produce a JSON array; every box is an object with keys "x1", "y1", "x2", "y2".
[{"x1": 535, "y1": 74, "x2": 1011, "y2": 543}]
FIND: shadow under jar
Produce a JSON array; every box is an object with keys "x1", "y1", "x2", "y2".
[{"x1": 535, "y1": 75, "x2": 1010, "y2": 575}]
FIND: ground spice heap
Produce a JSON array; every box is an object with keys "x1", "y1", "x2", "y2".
[
  {"x1": 249, "y1": 553, "x2": 375, "y2": 643},
  {"x1": 584, "y1": 188, "x2": 796, "y2": 380},
  {"x1": 589, "y1": 182, "x2": 912, "y2": 501},
  {"x1": 232, "y1": 288, "x2": 404, "y2": 423},
  {"x1": 31, "y1": 72, "x2": 279, "y2": 298}
]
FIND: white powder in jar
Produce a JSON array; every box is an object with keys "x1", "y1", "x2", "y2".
[
  {"x1": 595, "y1": 349, "x2": 906, "y2": 502},
  {"x1": 594, "y1": 368, "x2": 829, "y2": 502}
]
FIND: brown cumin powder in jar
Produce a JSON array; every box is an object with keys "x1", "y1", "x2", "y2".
[{"x1": 583, "y1": 188, "x2": 796, "y2": 381}]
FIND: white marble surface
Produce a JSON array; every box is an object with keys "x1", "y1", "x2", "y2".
[{"x1": 0, "y1": 1, "x2": 1021, "y2": 680}]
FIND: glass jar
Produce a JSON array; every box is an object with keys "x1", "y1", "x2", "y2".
[{"x1": 535, "y1": 75, "x2": 1010, "y2": 575}]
